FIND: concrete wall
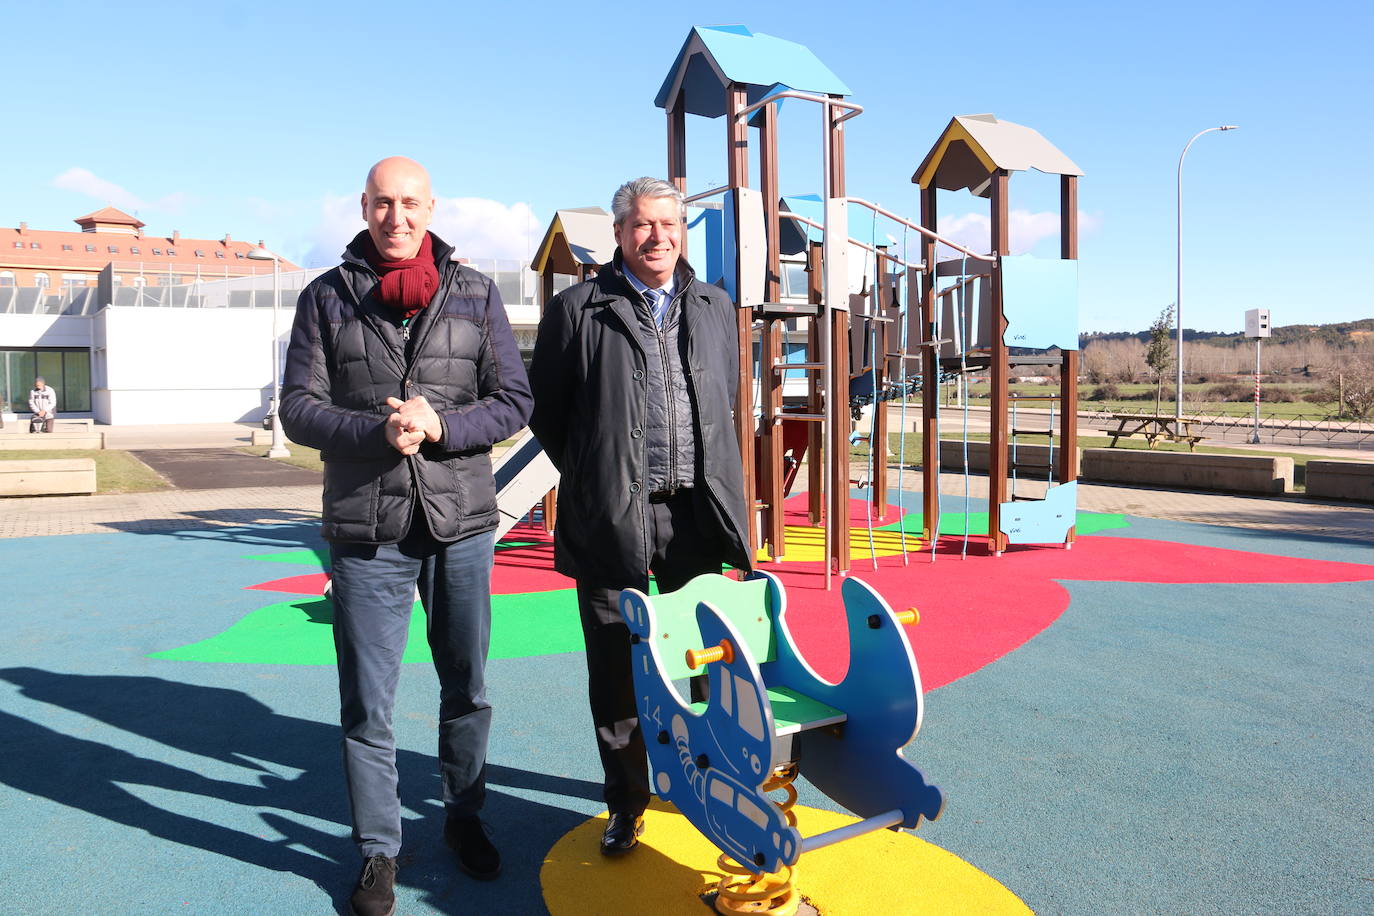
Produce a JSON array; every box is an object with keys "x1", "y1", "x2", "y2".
[
  {"x1": 93, "y1": 306, "x2": 279, "y2": 424},
  {"x1": 0, "y1": 313, "x2": 92, "y2": 349},
  {"x1": 1082, "y1": 449, "x2": 1293, "y2": 495},
  {"x1": 1305, "y1": 460, "x2": 1374, "y2": 502},
  {"x1": 0, "y1": 458, "x2": 96, "y2": 495},
  {"x1": 938, "y1": 440, "x2": 1080, "y2": 479}
]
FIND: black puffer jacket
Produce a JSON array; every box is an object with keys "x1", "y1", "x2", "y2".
[
  {"x1": 528, "y1": 253, "x2": 751, "y2": 587},
  {"x1": 280, "y1": 231, "x2": 532, "y2": 544}
]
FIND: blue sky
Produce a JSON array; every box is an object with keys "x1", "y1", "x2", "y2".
[{"x1": 5, "y1": 0, "x2": 1370, "y2": 333}]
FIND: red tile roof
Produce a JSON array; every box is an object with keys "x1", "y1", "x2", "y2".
[
  {"x1": 2, "y1": 212, "x2": 299, "y2": 275},
  {"x1": 73, "y1": 206, "x2": 145, "y2": 229}
]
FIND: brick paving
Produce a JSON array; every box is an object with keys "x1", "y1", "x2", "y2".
[
  {"x1": 1, "y1": 420, "x2": 1369, "y2": 541},
  {"x1": 2, "y1": 465, "x2": 1371, "y2": 543}
]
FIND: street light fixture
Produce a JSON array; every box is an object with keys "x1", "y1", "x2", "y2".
[
  {"x1": 246, "y1": 244, "x2": 291, "y2": 458},
  {"x1": 1175, "y1": 124, "x2": 1238, "y2": 420}
]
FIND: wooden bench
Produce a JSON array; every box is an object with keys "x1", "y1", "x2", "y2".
[
  {"x1": 0, "y1": 459, "x2": 97, "y2": 496},
  {"x1": 1099, "y1": 414, "x2": 1204, "y2": 451}
]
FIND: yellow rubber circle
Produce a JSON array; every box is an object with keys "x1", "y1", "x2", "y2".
[{"x1": 541, "y1": 802, "x2": 1032, "y2": 915}]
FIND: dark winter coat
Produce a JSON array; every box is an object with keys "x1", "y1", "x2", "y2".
[
  {"x1": 280, "y1": 231, "x2": 532, "y2": 544},
  {"x1": 527, "y1": 252, "x2": 752, "y2": 587}
]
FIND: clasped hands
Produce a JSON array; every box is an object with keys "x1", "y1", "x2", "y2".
[{"x1": 384, "y1": 395, "x2": 442, "y2": 456}]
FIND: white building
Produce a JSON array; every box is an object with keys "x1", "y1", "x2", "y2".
[{"x1": 0, "y1": 259, "x2": 541, "y2": 425}]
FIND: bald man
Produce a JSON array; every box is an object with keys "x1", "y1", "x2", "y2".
[{"x1": 280, "y1": 157, "x2": 532, "y2": 916}]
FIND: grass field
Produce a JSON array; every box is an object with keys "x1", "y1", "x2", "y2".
[
  {"x1": 238, "y1": 445, "x2": 323, "y2": 472},
  {"x1": 0, "y1": 449, "x2": 171, "y2": 494}
]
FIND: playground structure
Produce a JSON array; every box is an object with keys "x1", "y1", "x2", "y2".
[
  {"x1": 525, "y1": 24, "x2": 1083, "y2": 912},
  {"x1": 532, "y1": 25, "x2": 1082, "y2": 565},
  {"x1": 621, "y1": 571, "x2": 944, "y2": 914}
]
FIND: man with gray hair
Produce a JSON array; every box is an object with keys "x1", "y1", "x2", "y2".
[{"x1": 528, "y1": 177, "x2": 752, "y2": 855}]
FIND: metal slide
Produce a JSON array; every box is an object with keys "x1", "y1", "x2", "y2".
[{"x1": 491, "y1": 429, "x2": 560, "y2": 540}]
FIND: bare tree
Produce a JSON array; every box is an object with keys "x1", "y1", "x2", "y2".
[
  {"x1": 1323, "y1": 345, "x2": 1374, "y2": 419},
  {"x1": 1145, "y1": 305, "x2": 1174, "y2": 413}
]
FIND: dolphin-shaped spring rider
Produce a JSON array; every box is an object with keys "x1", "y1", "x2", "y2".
[{"x1": 620, "y1": 569, "x2": 945, "y2": 899}]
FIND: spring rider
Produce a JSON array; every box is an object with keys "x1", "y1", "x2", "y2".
[{"x1": 620, "y1": 569, "x2": 945, "y2": 914}]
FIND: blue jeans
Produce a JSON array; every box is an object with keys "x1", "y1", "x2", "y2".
[{"x1": 330, "y1": 526, "x2": 495, "y2": 858}]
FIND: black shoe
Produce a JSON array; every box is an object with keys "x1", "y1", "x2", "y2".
[
  {"x1": 350, "y1": 855, "x2": 397, "y2": 916},
  {"x1": 600, "y1": 812, "x2": 645, "y2": 856},
  {"x1": 445, "y1": 813, "x2": 501, "y2": 880}
]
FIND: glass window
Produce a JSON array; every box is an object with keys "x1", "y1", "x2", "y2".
[
  {"x1": 11, "y1": 242, "x2": 21, "y2": 248},
  {"x1": 4, "y1": 349, "x2": 94, "y2": 414},
  {"x1": 167, "y1": 248, "x2": 176, "y2": 256},
  {"x1": 62, "y1": 244, "x2": 73, "y2": 251},
  {"x1": 85, "y1": 244, "x2": 96, "y2": 252},
  {"x1": 62, "y1": 277, "x2": 87, "y2": 290},
  {"x1": 782, "y1": 264, "x2": 809, "y2": 299},
  {"x1": 152, "y1": 248, "x2": 162, "y2": 255},
  {"x1": 107, "y1": 246, "x2": 119, "y2": 253},
  {"x1": 194, "y1": 249, "x2": 205, "y2": 257},
  {"x1": 235, "y1": 252, "x2": 244, "y2": 259},
  {"x1": 214, "y1": 251, "x2": 225, "y2": 258},
  {"x1": 34, "y1": 273, "x2": 50, "y2": 289},
  {"x1": 0, "y1": 271, "x2": 14, "y2": 287},
  {"x1": 29, "y1": 242, "x2": 40, "y2": 249},
  {"x1": 130, "y1": 246, "x2": 140, "y2": 254}
]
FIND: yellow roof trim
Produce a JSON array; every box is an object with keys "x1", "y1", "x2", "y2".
[
  {"x1": 530, "y1": 213, "x2": 566, "y2": 275},
  {"x1": 915, "y1": 120, "x2": 998, "y2": 190}
]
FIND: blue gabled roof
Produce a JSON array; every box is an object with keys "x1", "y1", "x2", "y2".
[
  {"x1": 655, "y1": 25, "x2": 850, "y2": 119},
  {"x1": 778, "y1": 194, "x2": 824, "y2": 256}
]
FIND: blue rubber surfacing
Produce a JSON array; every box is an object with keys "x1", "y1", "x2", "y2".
[{"x1": 1, "y1": 515, "x2": 1371, "y2": 915}]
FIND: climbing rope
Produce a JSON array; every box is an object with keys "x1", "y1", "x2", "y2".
[{"x1": 895, "y1": 219, "x2": 912, "y2": 564}]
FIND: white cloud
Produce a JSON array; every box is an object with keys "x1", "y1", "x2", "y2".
[
  {"x1": 301, "y1": 194, "x2": 542, "y2": 268},
  {"x1": 51, "y1": 167, "x2": 187, "y2": 214},
  {"x1": 936, "y1": 209, "x2": 1102, "y2": 256}
]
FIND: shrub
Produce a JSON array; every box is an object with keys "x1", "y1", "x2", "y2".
[
  {"x1": 1088, "y1": 383, "x2": 1120, "y2": 401},
  {"x1": 1203, "y1": 380, "x2": 1251, "y2": 401}
]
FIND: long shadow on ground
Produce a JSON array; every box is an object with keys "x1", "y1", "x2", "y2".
[{"x1": 0, "y1": 668, "x2": 595, "y2": 914}]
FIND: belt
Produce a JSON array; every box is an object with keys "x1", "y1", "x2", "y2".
[{"x1": 647, "y1": 485, "x2": 692, "y2": 503}]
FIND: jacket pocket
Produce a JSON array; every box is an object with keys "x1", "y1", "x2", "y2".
[{"x1": 322, "y1": 458, "x2": 382, "y2": 529}]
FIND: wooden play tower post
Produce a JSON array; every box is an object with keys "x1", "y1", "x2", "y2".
[
  {"x1": 658, "y1": 27, "x2": 856, "y2": 576},
  {"x1": 913, "y1": 114, "x2": 1082, "y2": 555}
]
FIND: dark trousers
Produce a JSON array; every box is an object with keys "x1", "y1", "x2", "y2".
[
  {"x1": 330, "y1": 526, "x2": 495, "y2": 858},
  {"x1": 576, "y1": 490, "x2": 730, "y2": 816}
]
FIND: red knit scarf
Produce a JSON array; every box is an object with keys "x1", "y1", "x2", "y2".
[{"x1": 365, "y1": 232, "x2": 440, "y2": 321}]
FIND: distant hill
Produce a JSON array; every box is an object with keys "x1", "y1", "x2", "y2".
[{"x1": 1081, "y1": 318, "x2": 1374, "y2": 348}]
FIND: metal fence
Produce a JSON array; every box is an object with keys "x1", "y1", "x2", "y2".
[
  {"x1": 1, "y1": 258, "x2": 547, "y2": 316},
  {"x1": 1082, "y1": 406, "x2": 1373, "y2": 450}
]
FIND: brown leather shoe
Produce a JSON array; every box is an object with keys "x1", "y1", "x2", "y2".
[
  {"x1": 600, "y1": 812, "x2": 645, "y2": 856},
  {"x1": 349, "y1": 855, "x2": 397, "y2": 916}
]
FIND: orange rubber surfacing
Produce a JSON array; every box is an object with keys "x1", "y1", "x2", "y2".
[{"x1": 541, "y1": 802, "x2": 1031, "y2": 915}]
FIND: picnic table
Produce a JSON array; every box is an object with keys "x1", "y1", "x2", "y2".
[{"x1": 1099, "y1": 414, "x2": 1204, "y2": 451}]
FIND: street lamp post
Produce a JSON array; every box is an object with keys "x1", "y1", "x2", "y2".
[
  {"x1": 1176, "y1": 124, "x2": 1238, "y2": 420},
  {"x1": 247, "y1": 245, "x2": 291, "y2": 458}
]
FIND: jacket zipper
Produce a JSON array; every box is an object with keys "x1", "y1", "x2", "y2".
[{"x1": 654, "y1": 297, "x2": 678, "y2": 490}]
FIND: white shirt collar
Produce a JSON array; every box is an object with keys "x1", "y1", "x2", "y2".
[{"x1": 622, "y1": 265, "x2": 675, "y2": 303}]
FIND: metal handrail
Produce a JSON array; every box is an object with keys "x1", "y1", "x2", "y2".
[
  {"x1": 844, "y1": 197, "x2": 997, "y2": 263},
  {"x1": 733, "y1": 90, "x2": 864, "y2": 124},
  {"x1": 779, "y1": 212, "x2": 922, "y2": 269},
  {"x1": 684, "y1": 185, "x2": 731, "y2": 205}
]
